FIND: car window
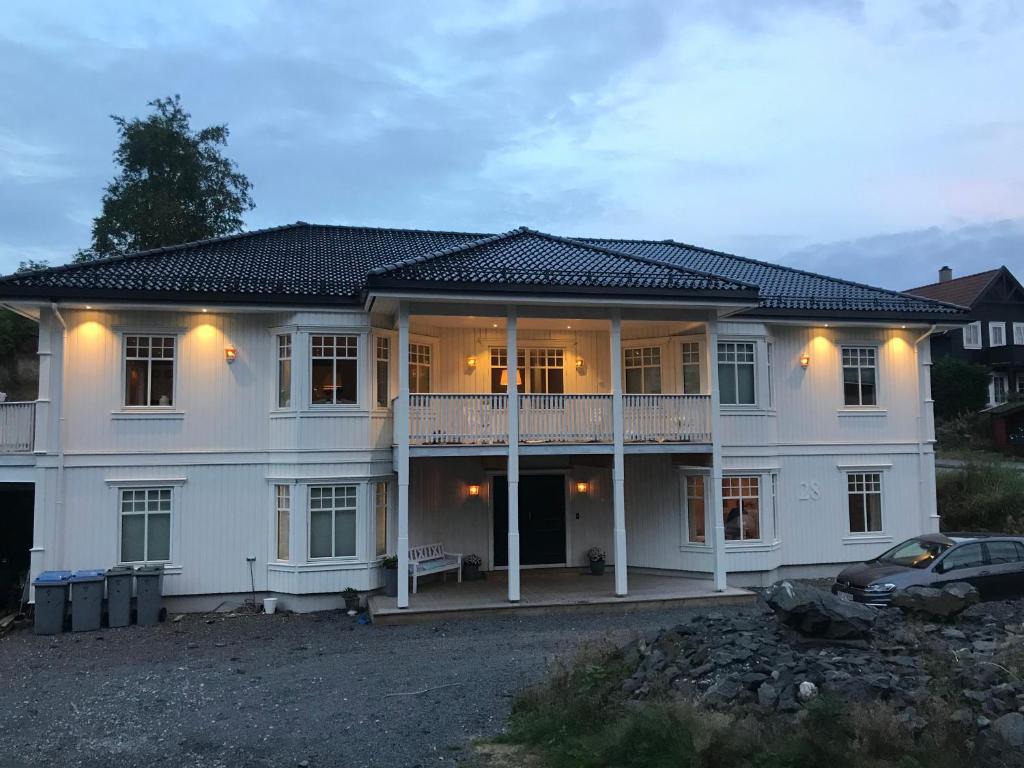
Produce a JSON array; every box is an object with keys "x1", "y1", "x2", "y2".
[
  {"x1": 940, "y1": 543, "x2": 986, "y2": 572},
  {"x1": 878, "y1": 538, "x2": 950, "y2": 569},
  {"x1": 987, "y1": 541, "x2": 1023, "y2": 565}
]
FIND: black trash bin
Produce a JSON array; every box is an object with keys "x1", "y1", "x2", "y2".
[
  {"x1": 32, "y1": 571, "x2": 71, "y2": 635},
  {"x1": 69, "y1": 570, "x2": 105, "y2": 632},
  {"x1": 105, "y1": 566, "x2": 133, "y2": 628},
  {"x1": 134, "y1": 565, "x2": 164, "y2": 626}
]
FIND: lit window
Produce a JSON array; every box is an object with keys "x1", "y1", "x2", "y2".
[
  {"x1": 489, "y1": 348, "x2": 564, "y2": 394},
  {"x1": 119, "y1": 488, "x2": 171, "y2": 563},
  {"x1": 681, "y1": 342, "x2": 701, "y2": 394},
  {"x1": 311, "y1": 335, "x2": 358, "y2": 405},
  {"x1": 275, "y1": 485, "x2": 290, "y2": 561},
  {"x1": 722, "y1": 476, "x2": 759, "y2": 541},
  {"x1": 847, "y1": 473, "x2": 882, "y2": 533},
  {"x1": 375, "y1": 482, "x2": 389, "y2": 557},
  {"x1": 842, "y1": 347, "x2": 877, "y2": 406},
  {"x1": 375, "y1": 336, "x2": 390, "y2": 407},
  {"x1": 718, "y1": 342, "x2": 756, "y2": 405},
  {"x1": 990, "y1": 322, "x2": 1007, "y2": 347},
  {"x1": 277, "y1": 334, "x2": 292, "y2": 408},
  {"x1": 685, "y1": 475, "x2": 705, "y2": 543},
  {"x1": 963, "y1": 322, "x2": 982, "y2": 349},
  {"x1": 409, "y1": 343, "x2": 432, "y2": 394},
  {"x1": 124, "y1": 335, "x2": 175, "y2": 407},
  {"x1": 309, "y1": 485, "x2": 358, "y2": 558},
  {"x1": 624, "y1": 346, "x2": 662, "y2": 394}
]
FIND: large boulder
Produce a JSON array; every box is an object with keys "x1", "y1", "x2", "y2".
[
  {"x1": 889, "y1": 582, "x2": 980, "y2": 619},
  {"x1": 764, "y1": 580, "x2": 876, "y2": 640}
]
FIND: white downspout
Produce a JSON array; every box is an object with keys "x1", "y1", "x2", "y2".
[{"x1": 50, "y1": 302, "x2": 68, "y2": 567}]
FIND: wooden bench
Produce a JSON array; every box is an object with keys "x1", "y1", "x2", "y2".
[{"x1": 408, "y1": 543, "x2": 462, "y2": 594}]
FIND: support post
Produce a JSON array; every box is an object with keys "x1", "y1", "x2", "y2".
[
  {"x1": 506, "y1": 307, "x2": 521, "y2": 602},
  {"x1": 396, "y1": 303, "x2": 411, "y2": 609},
  {"x1": 707, "y1": 317, "x2": 727, "y2": 591},
  {"x1": 610, "y1": 311, "x2": 627, "y2": 597}
]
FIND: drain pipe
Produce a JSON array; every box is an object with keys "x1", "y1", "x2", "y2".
[
  {"x1": 914, "y1": 325, "x2": 940, "y2": 533},
  {"x1": 50, "y1": 302, "x2": 68, "y2": 569}
]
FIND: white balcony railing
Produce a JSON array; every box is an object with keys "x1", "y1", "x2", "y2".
[
  {"x1": 404, "y1": 393, "x2": 711, "y2": 447},
  {"x1": 0, "y1": 401, "x2": 35, "y2": 453}
]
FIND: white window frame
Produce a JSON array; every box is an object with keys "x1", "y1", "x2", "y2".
[
  {"x1": 846, "y1": 471, "x2": 884, "y2": 535},
  {"x1": 840, "y1": 345, "x2": 879, "y2": 408},
  {"x1": 722, "y1": 475, "x2": 762, "y2": 542},
  {"x1": 990, "y1": 322, "x2": 1007, "y2": 348},
  {"x1": 990, "y1": 373, "x2": 1010, "y2": 406},
  {"x1": 308, "y1": 484, "x2": 359, "y2": 560},
  {"x1": 276, "y1": 334, "x2": 293, "y2": 410},
  {"x1": 274, "y1": 484, "x2": 291, "y2": 561},
  {"x1": 374, "y1": 334, "x2": 391, "y2": 409},
  {"x1": 408, "y1": 341, "x2": 432, "y2": 394},
  {"x1": 121, "y1": 333, "x2": 178, "y2": 409},
  {"x1": 717, "y1": 340, "x2": 757, "y2": 406},
  {"x1": 374, "y1": 480, "x2": 390, "y2": 558},
  {"x1": 623, "y1": 345, "x2": 663, "y2": 394},
  {"x1": 679, "y1": 339, "x2": 704, "y2": 395},
  {"x1": 963, "y1": 321, "x2": 982, "y2": 349},
  {"x1": 489, "y1": 347, "x2": 566, "y2": 394},
  {"x1": 117, "y1": 487, "x2": 174, "y2": 565},
  {"x1": 1014, "y1": 322, "x2": 1024, "y2": 346},
  {"x1": 681, "y1": 473, "x2": 708, "y2": 546},
  {"x1": 310, "y1": 334, "x2": 361, "y2": 408}
]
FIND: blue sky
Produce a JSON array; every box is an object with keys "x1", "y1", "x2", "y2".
[{"x1": 0, "y1": 0, "x2": 1021, "y2": 288}]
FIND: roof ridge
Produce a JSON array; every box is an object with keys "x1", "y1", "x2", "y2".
[
  {"x1": 905, "y1": 267, "x2": 1003, "y2": 293},
  {"x1": 367, "y1": 228, "x2": 524, "y2": 276},
  {"x1": 311, "y1": 222, "x2": 494, "y2": 238}
]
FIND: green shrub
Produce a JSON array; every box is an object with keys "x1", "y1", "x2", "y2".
[
  {"x1": 937, "y1": 459, "x2": 1024, "y2": 533},
  {"x1": 931, "y1": 357, "x2": 989, "y2": 420},
  {"x1": 934, "y1": 411, "x2": 992, "y2": 454}
]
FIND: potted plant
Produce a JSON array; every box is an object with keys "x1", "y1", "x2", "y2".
[
  {"x1": 463, "y1": 554, "x2": 482, "y2": 581},
  {"x1": 587, "y1": 547, "x2": 606, "y2": 576},
  {"x1": 341, "y1": 587, "x2": 361, "y2": 613},
  {"x1": 381, "y1": 556, "x2": 399, "y2": 597}
]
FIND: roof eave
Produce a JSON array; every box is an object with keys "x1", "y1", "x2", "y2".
[
  {"x1": 0, "y1": 285, "x2": 361, "y2": 307},
  {"x1": 739, "y1": 307, "x2": 969, "y2": 323}
]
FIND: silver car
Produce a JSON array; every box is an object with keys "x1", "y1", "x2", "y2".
[{"x1": 832, "y1": 533, "x2": 1024, "y2": 606}]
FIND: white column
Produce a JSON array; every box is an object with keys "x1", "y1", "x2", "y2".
[
  {"x1": 708, "y1": 317, "x2": 727, "y2": 591},
  {"x1": 610, "y1": 312, "x2": 627, "y2": 597},
  {"x1": 396, "y1": 304, "x2": 411, "y2": 608},
  {"x1": 506, "y1": 307, "x2": 521, "y2": 602}
]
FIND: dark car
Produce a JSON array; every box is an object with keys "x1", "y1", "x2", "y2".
[{"x1": 832, "y1": 533, "x2": 1024, "y2": 606}]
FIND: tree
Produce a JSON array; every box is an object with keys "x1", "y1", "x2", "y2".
[
  {"x1": 931, "y1": 356, "x2": 990, "y2": 419},
  {"x1": 16, "y1": 259, "x2": 49, "y2": 273},
  {"x1": 77, "y1": 95, "x2": 254, "y2": 262}
]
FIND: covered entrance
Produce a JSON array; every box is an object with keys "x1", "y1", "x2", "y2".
[{"x1": 492, "y1": 474, "x2": 567, "y2": 567}]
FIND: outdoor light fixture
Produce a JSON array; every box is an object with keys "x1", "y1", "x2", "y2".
[
  {"x1": 202, "y1": 308, "x2": 208, "y2": 313},
  {"x1": 575, "y1": 358, "x2": 585, "y2": 369},
  {"x1": 225, "y1": 345, "x2": 237, "y2": 364},
  {"x1": 499, "y1": 368, "x2": 523, "y2": 386},
  {"x1": 575, "y1": 481, "x2": 589, "y2": 494},
  {"x1": 466, "y1": 356, "x2": 477, "y2": 369},
  {"x1": 467, "y1": 483, "x2": 481, "y2": 497},
  {"x1": 799, "y1": 353, "x2": 810, "y2": 369}
]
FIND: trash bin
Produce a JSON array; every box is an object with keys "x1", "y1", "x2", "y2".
[
  {"x1": 69, "y1": 569, "x2": 106, "y2": 632},
  {"x1": 32, "y1": 570, "x2": 71, "y2": 635},
  {"x1": 134, "y1": 565, "x2": 164, "y2": 626},
  {"x1": 105, "y1": 566, "x2": 134, "y2": 628}
]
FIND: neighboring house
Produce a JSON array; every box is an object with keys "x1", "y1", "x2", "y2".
[
  {"x1": 0, "y1": 224, "x2": 964, "y2": 611},
  {"x1": 906, "y1": 266, "x2": 1024, "y2": 407}
]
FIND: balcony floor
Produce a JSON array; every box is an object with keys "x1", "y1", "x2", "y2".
[
  {"x1": 405, "y1": 441, "x2": 712, "y2": 457},
  {"x1": 367, "y1": 568, "x2": 754, "y2": 624}
]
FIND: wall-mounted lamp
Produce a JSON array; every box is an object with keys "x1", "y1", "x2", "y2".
[
  {"x1": 575, "y1": 358, "x2": 585, "y2": 369},
  {"x1": 799, "y1": 353, "x2": 810, "y2": 369},
  {"x1": 499, "y1": 368, "x2": 523, "y2": 387},
  {"x1": 575, "y1": 481, "x2": 589, "y2": 494},
  {"x1": 466, "y1": 356, "x2": 477, "y2": 369},
  {"x1": 467, "y1": 483, "x2": 481, "y2": 497},
  {"x1": 225, "y1": 345, "x2": 237, "y2": 364}
]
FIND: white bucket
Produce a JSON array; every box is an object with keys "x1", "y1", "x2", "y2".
[{"x1": 263, "y1": 597, "x2": 278, "y2": 615}]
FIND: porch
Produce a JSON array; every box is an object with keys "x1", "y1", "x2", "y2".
[{"x1": 368, "y1": 568, "x2": 754, "y2": 624}]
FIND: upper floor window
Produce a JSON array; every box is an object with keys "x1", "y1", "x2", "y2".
[
  {"x1": 841, "y1": 346, "x2": 877, "y2": 406},
  {"x1": 277, "y1": 334, "x2": 292, "y2": 408},
  {"x1": 990, "y1": 322, "x2": 1007, "y2": 347},
  {"x1": 375, "y1": 336, "x2": 390, "y2": 407},
  {"x1": 722, "y1": 476, "x2": 759, "y2": 541},
  {"x1": 718, "y1": 342, "x2": 755, "y2": 405},
  {"x1": 119, "y1": 487, "x2": 172, "y2": 563},
  {"x1": 847, "y1": 472, "x2": 882, "y2": 533},
  {"x1": 490, "y1": 348, "x2": 524, "y2": 393},
  {"x1": 489, "y1": 348, "x2": 564, "y2": 394},
  {"x1": 409, "y1": 343, "x2": 432, "y2": 394},
  {"x1": 1014, "y1": 323, "x2": 1024, "y2": 346},
  {"x1": 991, "y1": 374, "x2": 1009, "y2": 406},
  {"x1": 681, "y1": 342, "x2": 701, "y2": 394},
  {"x1": 124, "y1": 335, "x2": 175, "y2": 407},
  {"x1": 624, "y1": 346, "x2": 661, "y2": 394},
  {"x1": 309, "y1": 485, "x2": 357, "y2": 559},
  {"x1": 311, "y1": 335, "x2": 358, "y2": 405},
  {"x1": 963, "y1": 322, "x2": 982, "y2": 349}
]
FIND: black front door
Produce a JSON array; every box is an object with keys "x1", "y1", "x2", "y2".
[{"x1": 493, "y1": 474, "x2": 566, "y2": 566}]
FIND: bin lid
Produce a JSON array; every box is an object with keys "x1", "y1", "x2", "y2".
[
  {"x1": 135, "y1": 565, "x2": 165, "y2": 575},
  {"x1": 106, "y1": 566, "x2": 134, "y2": 576},
  {"x1": 69, "y1": 569, "x2": 106, "y2": 582},
  {"x1": 33, "y1": 570, "x2": 72, "y2": 584}
]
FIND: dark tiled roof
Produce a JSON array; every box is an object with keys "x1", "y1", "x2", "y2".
[
  {"x1": 366, "y1": 228, "x2": 756, "y2": 297},
  {"x1": 581, "y1": 238, "x2": 966, "y2": 316},
  {"x1": 0, "y1": 222, "x2": 965, "y2": 318},
  {"x1": 905, "y1": 269, "x2": 1001, "y2": 308}
]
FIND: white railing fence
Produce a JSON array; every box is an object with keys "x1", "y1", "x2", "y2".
[
  {"x1": 0, "y1": 401, "x2": 35, "y2": 453},
  {"x1": 408, "y1": 394, "x2": 508, "y2": 445},
  {"x1": 623, "y1": 394, "x2": 711, "y2": 443},
  {"x1": 519, "y1": 394, "x2": 613, "y2": 443}
]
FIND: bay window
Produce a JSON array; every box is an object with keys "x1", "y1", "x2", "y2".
[
  {"x1": 722, "y1": 476, "x2": 759, "y2": 541},
  {"x1": 309, "y1": 485, "x2": 357, "y2": 558},
  {"x1": 311, "y1": 335, "x2": 358, "y2": 405},
  {"x1": 277, "y1": 334, "x2": 292, "y2": 408},
  {"x1": 275, "y1": 484, "x2": 290, "y2": 560},
  {"x1": 375, "y1": 481, "x2": 389, "y2": 557}
]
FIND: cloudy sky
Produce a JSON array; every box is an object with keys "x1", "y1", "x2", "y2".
[{"x1": 0, "y1": 0, "x2": 1022, "y2": 289}]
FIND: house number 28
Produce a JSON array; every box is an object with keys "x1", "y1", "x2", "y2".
[{"x1": 798, "y1": 481, "x2": 822, "y2": 501}]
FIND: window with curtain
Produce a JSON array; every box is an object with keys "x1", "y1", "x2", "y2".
[
  {"x1": 685, "y1": 475, "x2": 706, "y2": 543},
  {"x1": 275, "y1": 484, "x2": 290, "y2": 560},
  {"x1": 990, "y1": 322, "x2": 1007, "y2": 347},
  {"x1": 409, "y1": 343, "x2": 432, "y2": 394},
  {"x1": 124, "y1": 335, "x2": 175, "y2": 407},
  {"x1": 624, "y1": 346, "x2": 661, "y2": 394},
  {"x1": 681, "y1": 342, "x2": 701, "y2": 394},
  {"x1": 717, "y1": 342, "x2": 755, "y2": 405},
  {"x1": 309, "y1": 485, "x2": 358, "y2": 558},
  {"x1": 722, "y1": 476, "x2": 759, "y2": 541},
  {"x1": 963, "y1": 322, "x2": 982, "y2": 349},
  {"x1": 119, "y1": 488, "x2": 172, "y2": 563},
  {"x1": 842, "y1": 347, "x2": 877, "y2": 406},
  {"x1": 277, "y1": 334, "x2": 292, "y2": 408},
  {"x1": 375, "y1": 482, "x2": 389, "y2": 557},
  {"x1": 311, "y1": 335, "x2": 358, "y2": 405},
  {"x1": 847, "y1": 472, "x2": 882, "y2": 533},
  {"x1": 375, "y1": 336, "x2": 390, "y2": 407}
]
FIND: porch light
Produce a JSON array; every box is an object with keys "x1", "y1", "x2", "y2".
[
  {"x1": 466, "y1": 356, "x2": 477, "y2": 369},
  {"x1": 499, "y1": 368, "x2": 523, "y2": 386},
  {"x1": 225, "y1": 345, "x2": 237, "y2": 364},
  {"x1": 467, "y1": 483, "x2": 481, "y2": 497},
  {"x1": 799, "y1": 353, "x2": 810, "y2": 369},
  {"x1": 575, "y1": 358, "x2": 585, "y2": 369},
  {"x1": 575, "y1": 481, "x2": 589, "y2": 494}
]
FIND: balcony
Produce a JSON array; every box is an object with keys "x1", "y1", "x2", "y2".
[
  {"x1": 0, "y1": 401, "x2": 35, "y2": 453},
  {"x1": 405, "y1": 393, "x2": 710, "y2": 447}
]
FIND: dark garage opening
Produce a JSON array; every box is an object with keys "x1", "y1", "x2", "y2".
[{"x1": 0, "y1": 483, "x2": 33, "y2": 613}]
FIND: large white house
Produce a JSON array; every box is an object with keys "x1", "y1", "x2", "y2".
[{"x1": 0, "y1": 224, "x2": 965, "y2": 612}]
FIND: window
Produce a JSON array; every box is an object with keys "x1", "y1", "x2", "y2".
[
  {"x1": 718, "y1": 342, "x2": 755, "y2": 405},
  {"x1": 375, "y1": 482, "x2": 389, "y2": 557},
  {"x1": 766, "y1": 342, "x2": 775, "y2": 408},
  {"x1": 490, "y1": 348, "x2": 564, "y2": 393},
  {"x1": 722, "y1": 476, "x2": 759, "y2": 541},
  {"x1": 986, "y1": 541, "x2": 1023, "y2": 565},
  {"x1": 963, "y1": 322, "x2": 982, "y2": 349},
  {"x1": 941, "y1": 543, "x2": 986, "y2": 572},
  {"x1": 124, "y1": 335, "x2": 175, "y2": 407},
  {"x1": 990, "y1": 322, "x2": 1007, "y2": 347},
  {"x1": 684, "y1": 475, "x2": 706, "y2": 543},
  {"x1": 991, "y1": 374, "x2": 1009, "y2": 406},
  {"x1": 409, "y1": 343, "x2": 432, "y2": 394},
  {"x1": 311, "y1": 335, "x2": 358, "y2": 405},
  {"x1": 681, "y1": 342, "x2": 701, "y2": 394},
  {"x1": 277, "y1": 335, "x2": 292, "y2": 408},
  {"x1": 119, "y1": 488, "x2": 171, "y2": 563},
  {"x1": 490, "y1": 348, "x2": 525, "y2": 393},
  {"x1": 847, "y1": 472, "x2": 882, "y2": 533},
  {"x1": 275, "y1": 485, "x2": 290, "y2": 560},
  {"x1": 624, "y1": 346, "x2": 662, "y2": 394},
  {"x1": 1014, "y1": 323, "x2": 1024, "y2": 346},
  {"x1": 1017, "y1": 375, "x2": 1024, "y2": 395},
  {"x1": 309, "y1": 485, "x2": 357, "y2": 558},
  {"x1": 841, "y1": 347, "x2": 877, "y2": 407},
  {"x1": 375, "y1": 336, "x2": 390, "y2": 407}
]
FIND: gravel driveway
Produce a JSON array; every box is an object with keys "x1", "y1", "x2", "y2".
[{"x1": 0, "y1": 605, "x2": 745, "y2": 768}]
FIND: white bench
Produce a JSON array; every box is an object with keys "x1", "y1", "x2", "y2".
[{"x1": 408, "y1": 543, "x2": 462, "y2": 594}]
